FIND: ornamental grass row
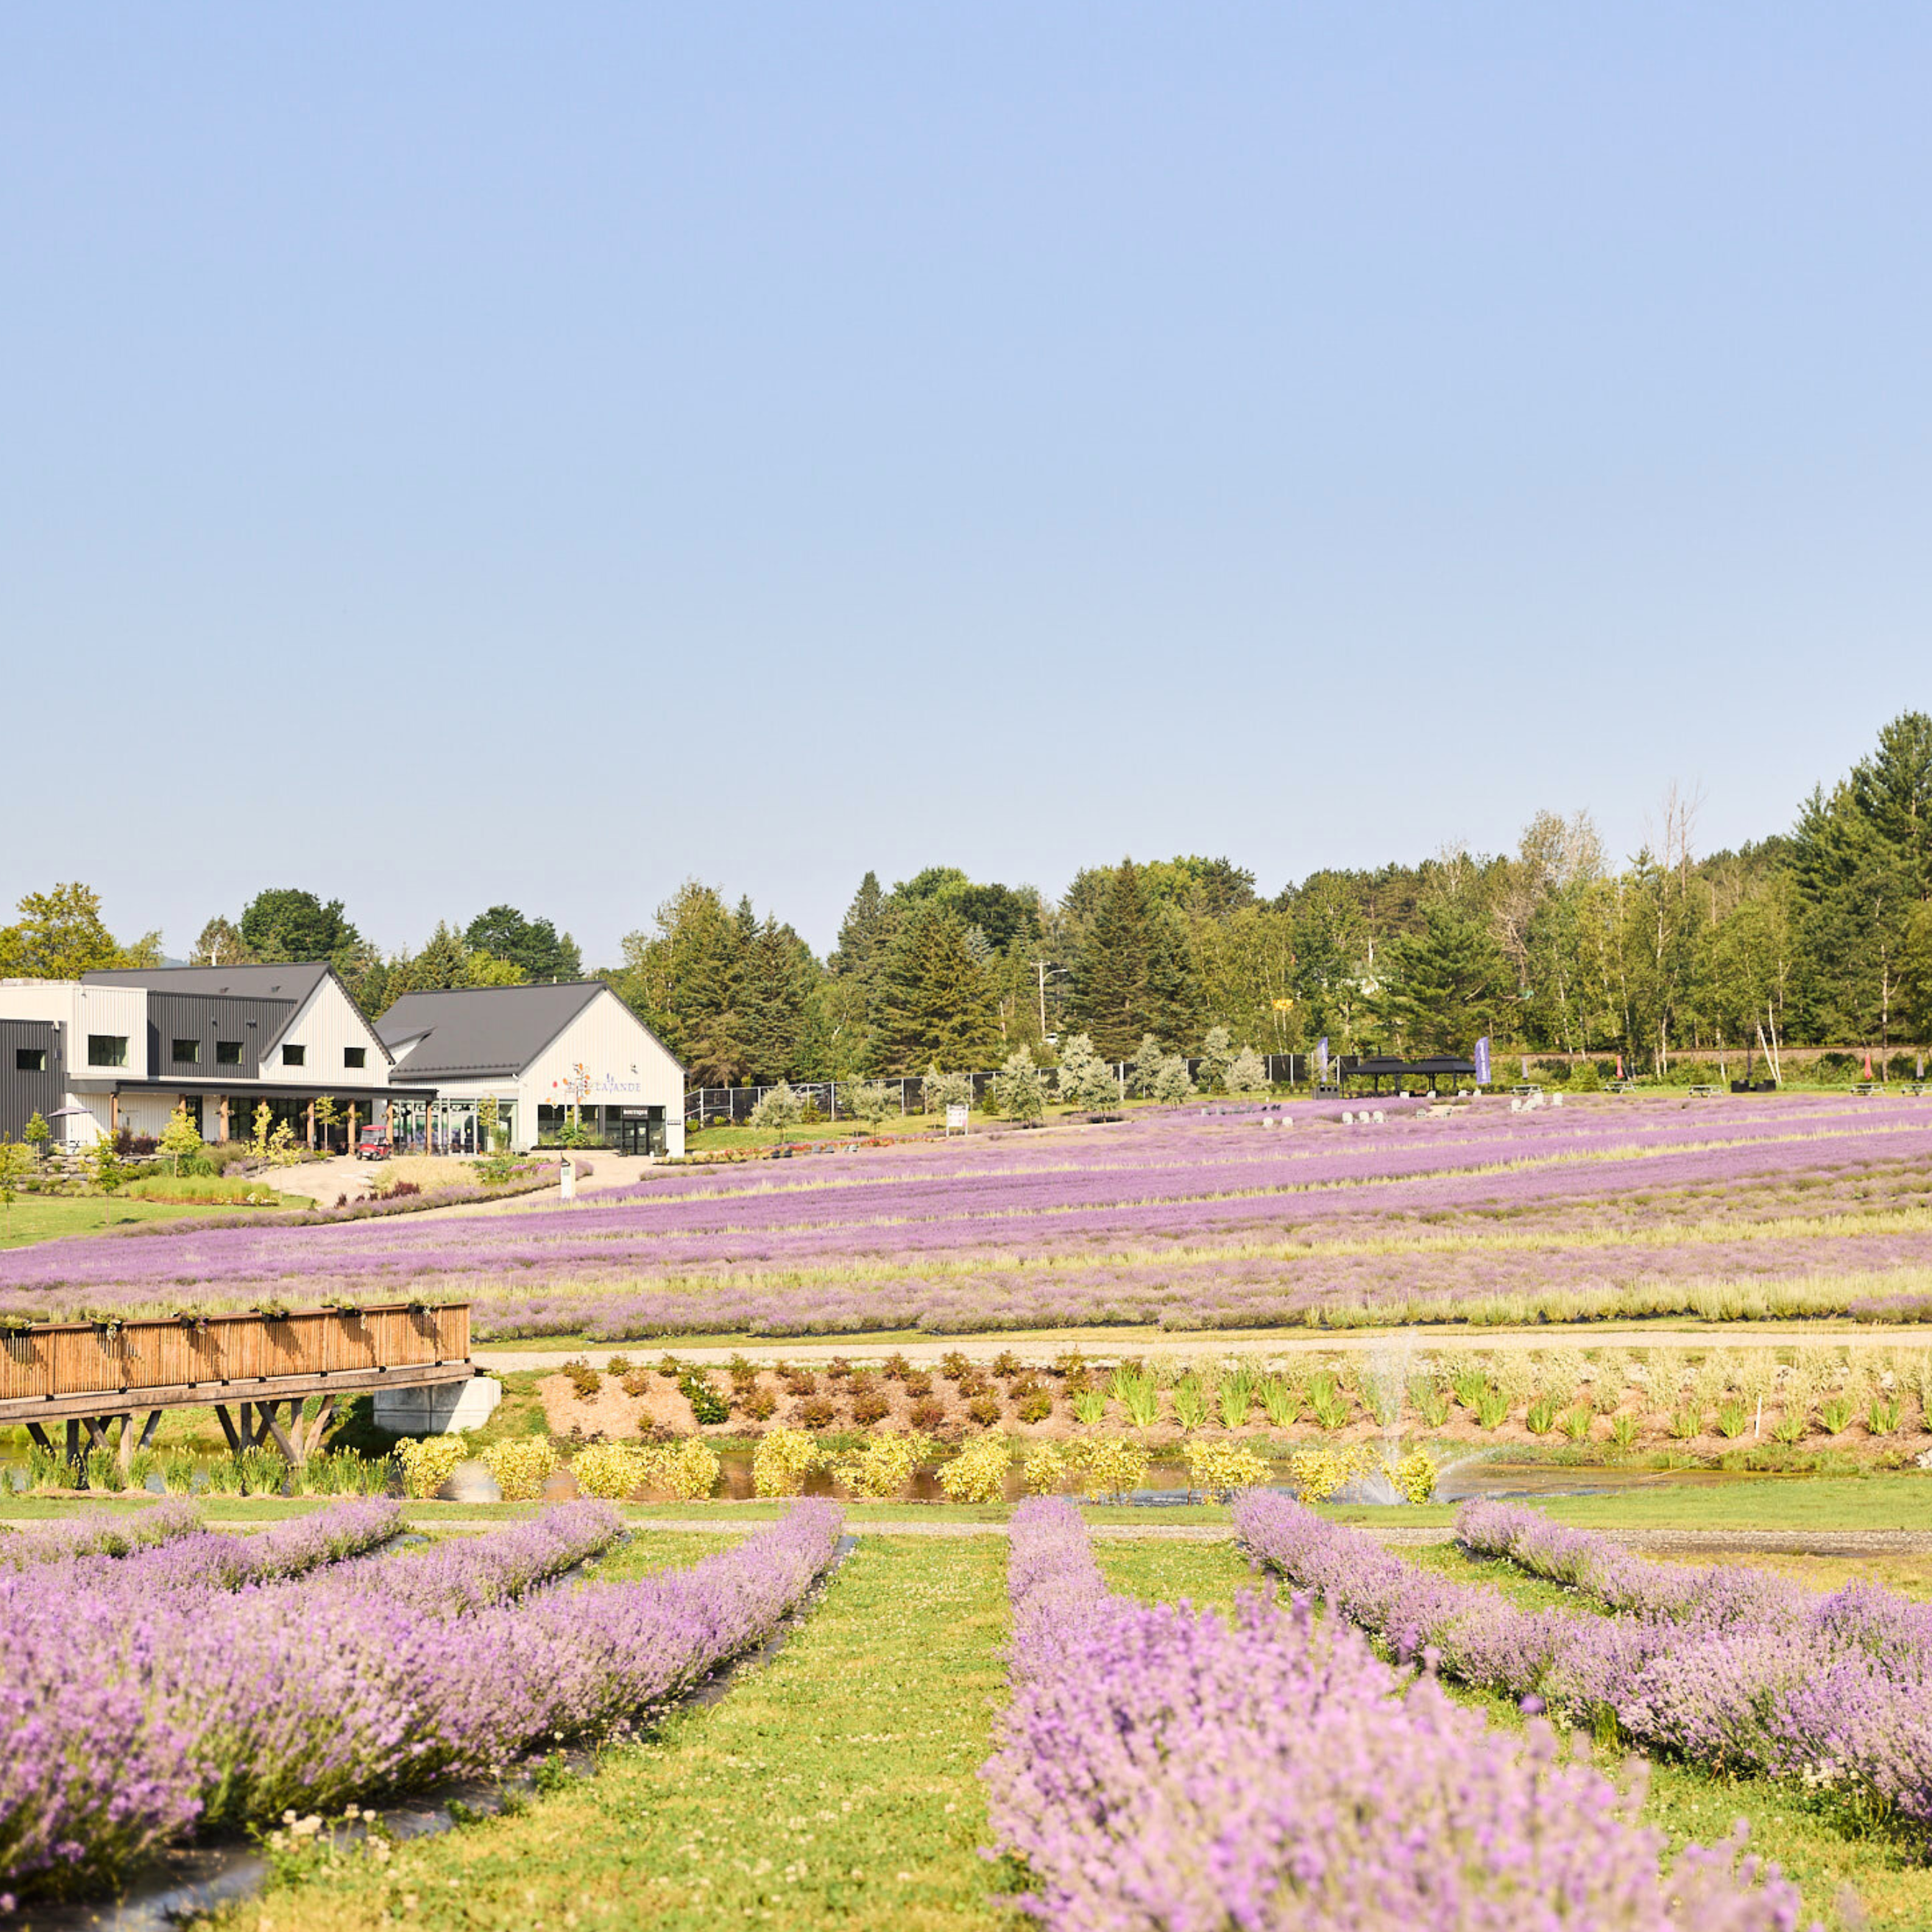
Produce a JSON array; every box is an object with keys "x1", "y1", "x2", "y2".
[
  {"x1": 0, "y1": 1498, "x2": 844, "y2": 1901},
  {"x1": 1234, "y1": 1490, "x2": 1932, "y2": 1835},
  {"x1": 984, "y1": 1496, "x2": 1808, "y2": 1931}
]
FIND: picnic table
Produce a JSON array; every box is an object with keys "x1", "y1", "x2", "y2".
[
  {"x1": 1853, "y1": 1082, "x2": 1878, "y2": 1097},
  {"x1": 1688, "y1": 1084, "x2": 1719, "y2": 1097}
]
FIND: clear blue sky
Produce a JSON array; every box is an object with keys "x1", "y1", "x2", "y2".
[{"x1": 4, "y1": 6, "x2": 1928, "y2": 961}]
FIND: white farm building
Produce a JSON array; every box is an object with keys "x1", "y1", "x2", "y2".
[{"x1": 375, "y1": 981, "x2": 685, "y2": 1156}]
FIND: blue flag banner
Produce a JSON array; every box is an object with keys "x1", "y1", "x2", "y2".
[
  {"x1": 1473, "y1": 1036, "x2": 1491, "y2": 1086},
  {"x1": 1315, "y1": 1037, "x2": 1329, "y2": 1082}
]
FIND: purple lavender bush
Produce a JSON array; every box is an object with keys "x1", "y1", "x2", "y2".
[
  {"x1": 986, "y1": 1497, "x2": 1811, "y2": 1931},
  {"x1": 1236, "y1": 1491, "x2": 1932, "y2": 1833},
  {"x1": 0, "y1": 1498, "x2": 843, "y2": 1900}
]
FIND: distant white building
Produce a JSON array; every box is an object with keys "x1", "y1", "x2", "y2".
[
  {"x1": 0, "y1": 968, "x2": 684, "y2": 1158},
  {"x1": 376, "y1": 981, "x2": 684, "y2": 1156}
]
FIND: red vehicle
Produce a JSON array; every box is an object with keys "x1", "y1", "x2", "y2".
[{"x1": 355, "y1": 1125, "x2": 393, "y2": 1161}]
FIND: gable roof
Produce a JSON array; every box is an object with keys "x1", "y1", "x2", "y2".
[
  {"x1": 85, "y1": 961, "x2": 333, "y2": 1005},
  {"x1": 375, "y1": 982, "x2": 610, "y2": 1081},
  {"x1": 80, "y1": 960, "x2": 391, "y2": 1064}
]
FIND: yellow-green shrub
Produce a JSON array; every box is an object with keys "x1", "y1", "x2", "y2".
[
  {"x1": 572, "y1": 1442, "x2": 651, "y2": 1499},
  {"x1": 832, "y1": 1431, "x2": 927, "y2": 1499},
  {"x1": 394, "y1": 1435, "x2": 467, "y2": 1499},
  {"x1": 752, "y1": 1427, "x2": 821, "y2": 1498},
  {"x1": 1287, "y1": 1443, "x2": 1376, "y2": 1504},
  {"x1": 938, "y1": 1432, "x2": 1011, "y2": 1504},
  {"x1": 648, "y1": 1437, "x2": 723, "y2": 1501},
  {"x1": 1069, "y1": 1435, "x2": 1150, "y2": 1501},
  {"x1": 1183, "y1": 1437, "x2": 1269, "y2": 1500},
  {"x1": 481, "y1": 1437, "x2": 557, "y2": 1501},
  {"x1": 1389, "y1": 1447, "x2": 1439, "y2": 1504},
  {"x1": 1021, "y1": 1443, "x2": 1067, "y2": 1496}
]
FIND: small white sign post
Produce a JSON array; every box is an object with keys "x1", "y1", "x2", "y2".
[
  {"x1": 559, "y1": 1154, "x2": 576, "y2": 1200},
  {"x1": 944, "y1": 1103, "x2": 969, "y2": 1136}
]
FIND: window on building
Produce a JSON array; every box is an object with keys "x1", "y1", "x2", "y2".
[
  {"x1": 171, "y1": 1038, "x2": 201, "y2": 1064},
  {"x1": 282, "y1": 1044, "x2": 306, "y2": 1066},
  {"x1": 344, "y1": 1046, "x2": 367, "y2": 1069},
  {"x1": 87, "y1": 1035, "x2": 127, "y2": 1068},
  {"x1": 15, "y1": 1047, "x2": 46, "y2": 1072},
  {"x1": 216, "y1": 1041, "x2": 243, "y2": 1065}
]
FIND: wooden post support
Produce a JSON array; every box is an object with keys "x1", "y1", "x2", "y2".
[
  {"x1": 291, "y1": 1393, "x2": 336, "y2": 1462},
  {"x1": 347, "y1": 1101, "x2": 358, "y2": 1154},
  {"x1": 219, "y1": 1094, "x2": 230, "y2": 1142},
  {"x1": 306, "y1": 1098, "x2": 316, "y2": 1150},
  {"x1": 214, "y1": 1403, "x2": 243, "y2": 1455},
  {"x1": 262, "y1": 1401, "x2": 300, "y2": 1464},
  {"x1": 64, "y1": 1418, "x2": 80, "y2": 1465}
]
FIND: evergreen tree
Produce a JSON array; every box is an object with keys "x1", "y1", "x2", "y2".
[
  {"x1": 464, "y1": 906, "x2": 581, "y2": 981},
  {"x1": 829, "y1": 871, "x2": 893, "y2": 981},
  {"x1": 1373, "y1": 900, "x2": 1510, "y2": 1055},
  {"x1": 868, "y1": 902, "x2": 1000, "y2": 1072},
  {"x1": 1068, "y1": 861, "x2": 1153, "y2": 1060},
  {"x1": 738, "y1": 907, "x2": 816, "y2": 1081}
]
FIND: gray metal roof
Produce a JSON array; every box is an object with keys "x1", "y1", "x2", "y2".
[
  {"x1": 83, "y1": 961, "x2": 333, "y2": 1005},
  {"x1": 375, "y1": 982, "x2": 608, "y2": 1080}
]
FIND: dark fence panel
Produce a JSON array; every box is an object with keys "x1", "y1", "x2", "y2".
[{"x1": 683, "y1": 1054, "x2": 1304, "y2": 1124}]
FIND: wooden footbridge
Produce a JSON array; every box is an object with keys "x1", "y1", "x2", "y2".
[{"x1": 0, "y1": 1304, "x2": 476, "y2": 1471}]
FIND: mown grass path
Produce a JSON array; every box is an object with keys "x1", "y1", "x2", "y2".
[{"x1": 227, "y1": 1534, "x2": 1010, "y2": 1932}]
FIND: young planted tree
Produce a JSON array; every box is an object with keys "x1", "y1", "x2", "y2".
[
  {"x1": 1226, "y1": 1046, "x2": 1270, "y2": 1093},
  {"x1": 158, "y1": 1103, "x2": 203, "y2": 1178},
  {"x1": 21, "y1": 1111, "x2": 49, "y2": 1161},
  {"x1": 1195, "y1": 1025, "x2": 1236, "y2": 1092},
  {"x1": 921, "y1": 1066, "x2": 973, "y2": 1115},
  {"x1": 1151, "y1": 1055, "x2": 1196, "y2": 1106},
  {"x1": 843, "y1": 1080, "x2": 897, "y2": 1130},
  {"x1": 0, "y1": 1139, "x2": 32, "y2": 1227},
  {"x1": 313, "y1": 1094, "x2": 342, "y2": 1154},
  {"x1": 749, "y1": 1081, "x2": 805, "y2": 1147},
  {"x1": 988, "y1": 1047, "x2": 1048, "y2": 1125},
  {"x1": 1128, "y1": 1033, "x2": 1168, "y2": 1098}
]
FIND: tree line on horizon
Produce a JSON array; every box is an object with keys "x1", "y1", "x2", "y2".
[{"x1": 5, "y1": 712, "x2": 1931, "y2": 1082}]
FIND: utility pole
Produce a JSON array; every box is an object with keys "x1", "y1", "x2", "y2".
[{"x1": 1031, "y1": 959, "x2": 1066, "y2": 1038}]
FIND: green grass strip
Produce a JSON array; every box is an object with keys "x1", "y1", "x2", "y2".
[{"x1": 238, "y1": 1532, "x2": 1011, "y2": 1932}]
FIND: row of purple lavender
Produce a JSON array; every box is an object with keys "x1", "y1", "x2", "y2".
[
  {"x1": 1235, "y1": 1492, "x2": 1932, "y2": 1833},
  {"x1": 983, "y1": 1496, "x2": 1807, "y2": 1929},
  {"x1": 0, "y1": 1497, "x2": 843, "y2": 1901}
]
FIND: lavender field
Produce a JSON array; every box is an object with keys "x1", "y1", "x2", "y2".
[
  {"x1": 10, "y1": 1094, "x2": 1932, "y2": 1340},
  {"x1": 0, "y1": 1497, "x2": 844, "y2": 1900},
  {"x1": 988, "y1": 1496, "x2": 1809, "y2": 1929}
]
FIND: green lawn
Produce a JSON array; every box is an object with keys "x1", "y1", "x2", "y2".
[
  {"x1": 230, "y1": 1534, "x2": 1013, "y2": 1932},
  {"x1": 0, "y1": 1192, "x2": 221, "y2": 1250}
]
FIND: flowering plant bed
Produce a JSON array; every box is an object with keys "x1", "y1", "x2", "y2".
[{"x1": 984, "y1": 1496, "x2": 1806, "y2": 1929}]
